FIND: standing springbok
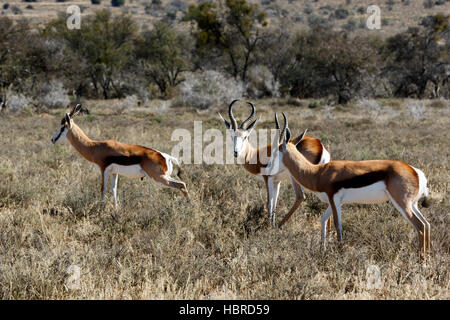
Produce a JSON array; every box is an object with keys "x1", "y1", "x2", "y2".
[
  {"x1": 51, "y1": 104, "x2": 189, "y2": 208},
  {"x1": 266, "y1": 113, "x2": 431, "y2": 252},
  {"x1": 219, "y1": 100, "x2": 331, "y2": 227}
]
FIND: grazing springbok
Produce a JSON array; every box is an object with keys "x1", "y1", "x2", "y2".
[
  {"x1": 266, "y1": 113, "x2": 431, "y2": 252},
  {"x1": 219, "y1": 100, "x2": 331, "y2": 227},
  {"x1": 51, "y1": 104, "x2": 189, "y2": 208}
]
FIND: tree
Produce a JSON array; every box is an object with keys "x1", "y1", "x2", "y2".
[
  {"x1": 46, "y1": 10, "x2": 138, "y2": 99},
  {"x1": 135, "y1": 22, "x2": 191, "y2": 96},
  {"x1": 257, "y1": 24, "x2": 297, "y2": 95},
  {"x1": 384, "y1": 14, "x2": 449, "y2": 98},
  {"x1": 289, "y1": 28, "x2": 379, "y2": 104},
  {"x1": 184, "y1": 0, "x2": 267, "y2": 82}
]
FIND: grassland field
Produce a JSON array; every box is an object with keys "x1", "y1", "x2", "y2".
[{"x1": 0, "y1": 98, "x2": 448, "y2": 299}]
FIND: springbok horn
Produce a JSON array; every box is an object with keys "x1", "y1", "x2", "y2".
[
  {"x1": 279, "y1": 112, "x2": 287, "y2": 143},
  {"x1": 275, "y1": 112, "x2": 280, "y2": 130},
  {"x1": 228, "y1": 99, "x2": 239, "y2": 131},
  {"x1": 239, "y1": 102, "x2": 256, "y2": 130},
  {"x1": 69, "y1": 104, "x2": 82, "y2": 117}
]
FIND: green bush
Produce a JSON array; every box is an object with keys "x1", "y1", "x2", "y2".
[
  {"x1": 111, "y1": 0, "x2": 124, "y2": 7},
  {"x1": 335, "y1": 8, "x2": 349, "y2": 19}
]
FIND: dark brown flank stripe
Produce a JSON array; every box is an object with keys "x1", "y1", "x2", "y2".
[
  {"x1": 104, "y1": 155, "x2": 143, "y2": 167},
  {"x1": 332, "y1": 170, "x2": 387, "y2": 191}
]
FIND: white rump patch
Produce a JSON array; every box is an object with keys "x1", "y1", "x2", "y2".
[
  {"x1": 319, "y1": 147, "x2": 331, "y2": 164},
  {"x1": 412, "y1": 166, "x2": 429, "y2": 203}
]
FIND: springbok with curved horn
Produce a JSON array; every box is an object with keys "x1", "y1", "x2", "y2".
[
  {"x1": 267, "y1": 114, "x2": 431, "y2": 252},
  {"x1": 51, "y1": 104, "x2": 189, "y2": 208},
  {"x1": 219, "y1": 100, "x2": 331, "y2": 227}
]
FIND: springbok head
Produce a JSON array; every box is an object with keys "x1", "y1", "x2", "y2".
[
  {"x1": 219, "y1": 99, "x2": 260, "y2": 158},
  {"x1": 276, "y1": 112, "x2": 308, "y2": 154},
  {"x1": 51, "y1": 104, "x2": 87, "y2": 144}
]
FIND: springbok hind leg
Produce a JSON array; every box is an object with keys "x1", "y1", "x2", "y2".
[
  {"x1": 412, "y1": 203, "x2": 431, "y2": 253},
  {"x1": 388, "y1": 194, "x2": 426, "y2": 253},
  {"x1": 156, "y1": 175, "x2": 190, "y2": 200}
]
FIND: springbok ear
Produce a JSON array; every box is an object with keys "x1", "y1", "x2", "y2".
[
  {"x1": 218, "y1": 113, "x2": 231, "y2": 130},
  {"x1": 292, "y1": 129, "x2": 308, "y2": 146},
  {"x1": 282, "y1": 127, "x2": 292, "y2": 151},
  {"x1": 80, "y1": 106, "x2": 89, "y2": 115},
  {"x1": 246, "y1": 116, "x2": 260, "y2": 134}
]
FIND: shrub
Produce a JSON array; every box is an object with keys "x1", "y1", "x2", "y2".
[
  {"x1": 25, "y1": 4, "x2": 33, "y2": 8},
  {"x1": 6, "y1": 93, "x2": 32, "y2": 113},
  {"x1": 429, "y1": 100, "x2": 447, "y2": 108},
  {"x1": 91, "y1": 0, "x2": 101, "y2": 4},
  {"x1": 246, "y1": 65, "x2": 280, "y2": 98},
  {"x1": 37, "y1": 80, "x2": 70, "y2": 109},
  {"x1": 111, "y1": 0, "x2": 124, "y2": 7},
  {"x1": 423, "y1": 0, "x2": 434, "y2": 8},
  {"x1": 308, "y1": 14, "x2": 328, "y2": 27},
  {"x1": 308, "y1": 100, "x2": 321, "y2": 109},
  {"x1": 343, "y1": 18, "x2": 357, "y2": 31},
  {"x1": 407, "y1": 100, "x2": 427, "y2": 120},
  {"x1": 178, "y1": 70, "x2": 244, "y2": 110},
  {"x1": 11, "y1": 5, "x2": 22, "y2": 14},
  {"x1": 356, "y1": 99, "x2": 381, "y2": 119},
  {"x1": 121, "y1": 95, "x2": 140, "y2": 109},
  {"x1": 335, "y1": 8, "x2": 349, "y2": 19},
  {"x1": 304, "y1": 5, "x2": 313, "y2": 15},
  {"x1": 2, "y1": 3, "x2": 9, "y2": 9},
  {"x1": 166, "y1": 12, "x2": 176, "y2": 21}
]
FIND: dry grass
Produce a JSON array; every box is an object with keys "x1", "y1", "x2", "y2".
[{"x1": 0, "y1": 98, "x2": 448, "y2": 299}]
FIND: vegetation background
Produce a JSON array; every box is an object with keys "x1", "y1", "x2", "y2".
[{"x1": 0, "y1": 0, "x2": 449, "y2": 299}]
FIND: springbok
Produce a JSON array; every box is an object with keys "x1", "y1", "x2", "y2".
[
  {"x1": 219, "y1": 100, "x2": 331, "y2": 227},
  {"x1": 51, "y1": 104, "x2": 189, "y2": 208},
  {"x1": 266, "y1": 113, "x2": 431, "y2": 252}
]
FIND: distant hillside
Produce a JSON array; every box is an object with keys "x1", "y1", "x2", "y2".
[{"x1": 2, "y1": 0, "x2": 449, "y2": 34}]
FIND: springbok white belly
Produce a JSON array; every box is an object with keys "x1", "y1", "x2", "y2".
[
  {"x1": 313, "y1": 181, "x2": 390, "y2": 204},
  {"x1": 339, "y1": 181, "x2": 389, "y2": 204},
  {"x1": 107, "y1": 164, "x2": 145, "y2": 179}
]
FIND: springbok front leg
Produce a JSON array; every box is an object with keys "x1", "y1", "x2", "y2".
[
  {"x1": 101, "y1": 167, "x2": 110, "y2": 203},
  {"x1": 321, "y1": 206, "x2": 333, "y2": 249},
  {"x1": 271, "y1": 179, "x2": 281, "y2": 227},
  {"x1": 263, "y1": 176, "x2": 273, "y2": 224},
  {"x1": 328, "y1": 195, "x2": 343, "y2": 242},
  {"x1": 265, "y1": 176, "x2": 280, "y2": 226},
  {"x1": 278, "y1": 177, "x2": 306, "y2": 229},
  {"x1": 111, "y1": 173, "x2": 119, "y2": 209}
]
